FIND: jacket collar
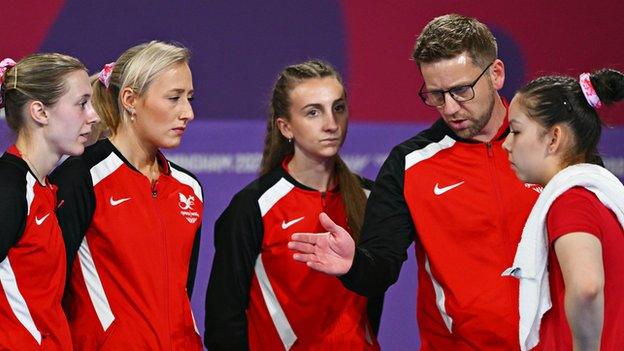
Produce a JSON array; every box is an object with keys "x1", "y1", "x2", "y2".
[
  {"x1": 278, "y1": 155, "x2": 339, "y2": 193},
  {"x1": 101, "y1": 138, "x2": 171, "y2": 175}
]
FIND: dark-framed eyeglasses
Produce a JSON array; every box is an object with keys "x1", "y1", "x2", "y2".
[{"x1": 418, "y1": 62, "x2": 493, "y2": 107}]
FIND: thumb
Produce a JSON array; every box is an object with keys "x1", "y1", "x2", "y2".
[{"x1": 319, "y1": 212, "x2": 343, "y2": 235}]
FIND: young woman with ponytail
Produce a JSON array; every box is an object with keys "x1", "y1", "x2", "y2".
[
  {"x1": 205, "y1": 60, "x2": 381, "y2": 350},
  {"x1": 50, "y1": 41, "x2": 203, "y2": 350},
  {"x1": 0, "y1": 53, "x2": 98, "y2": 350},
  {"x1": 502, "y1": 69, "x2": 624, "y2": 351}
]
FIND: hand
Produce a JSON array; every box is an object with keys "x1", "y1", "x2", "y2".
[{"x1": 288, "y1": 212, "x2": 355, "y2": 276}]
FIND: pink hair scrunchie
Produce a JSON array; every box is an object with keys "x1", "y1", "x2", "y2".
[
  {"x1": 98, "y1": 62, "x2": 116, "y2": 88},
  {"x1": 579, "y1": 73, "x2": 602, "y2": 109},
  {"x1": 0, "y1": 58, "x2": 17, "y2": 108}
]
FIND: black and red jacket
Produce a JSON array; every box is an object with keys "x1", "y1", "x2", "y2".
[
  {"x1": 205, "y1": 161, "x2": 381, "y2": 350},
  {"x1": 341, "y1": 113, "x2": 540, "y2": 350},
  {"x1": 50, "y1": 138, "x2": 203, "y2": 351},
  {"x1": 0, "y1": 146, "x2": 72, "y2": 350}
]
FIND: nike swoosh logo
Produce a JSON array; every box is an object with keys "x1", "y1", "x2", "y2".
[
  {"x1": 434, "y1": 181, "x2": 465, "y2": 195},
  {"x1": 35, "y1": 213, "x2": 50, "y2": 225},
  {"x1": 281, "y1": 216, "x2": 305, "y2": 229},
  {"x1": 110, "y1": 196, "x2": 131, "y2": 206}
]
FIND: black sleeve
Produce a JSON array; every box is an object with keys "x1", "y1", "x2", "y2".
[
  {"x1": 0, "y1": 189, "x2": 27, "y2": 262},
  {"x1": 204, "y1": 190, "x2": 263, "y2": 351},
  {"x1": 186, "y1": 225, "x2": 201, "y2": 299},
  {"x1": 366, "y1": 292, "x2": 384, "y2": 336},
  {"x1": 356, "y1": 174, "x2": 385, "y2": 335},
  {"x1": 358, "y1": 175, "x2": 375, "y2": 192},
  {"x1": 340, "y1": 146, "x2": 416, "y2": 296},
  {"x1": 50, "y1": 158, "x2": 96, "y2": 271}
]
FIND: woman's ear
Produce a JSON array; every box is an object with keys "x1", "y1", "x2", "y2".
[
  {"x1": 546, "y1": 124, "x2": 568, "y2": 155},
  {"x1": 120, "y1": 87, "x2": 137, "y2": 115},
  {"x1": 28, "y1": 101, "x2": 49, "y2": 125},
  {"x1": 276, "y1": 117, "x2": 292, "y2": 140}
]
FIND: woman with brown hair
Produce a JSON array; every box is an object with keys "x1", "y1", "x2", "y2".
[
  {"x1": 0, "y1": 53, "x2": 98, "y2": 350},
  {"x1": 205, "y1": 60, "x2": 381, "y2": 350}
]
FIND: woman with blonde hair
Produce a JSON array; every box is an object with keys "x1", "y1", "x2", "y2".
[
  {"x1": 51, "y1": 41, "x2": 203, "y2": 350},
  {"x1": 0, "y1": 53, "x2": 98, "y2": 350},
  {"x1": 205, "y1": 60, "x2": 381, "y2": 350}
]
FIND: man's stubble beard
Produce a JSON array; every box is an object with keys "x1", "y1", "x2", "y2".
[{"x1": 456, "y1": 86, "x2": 496, "y2": 139}]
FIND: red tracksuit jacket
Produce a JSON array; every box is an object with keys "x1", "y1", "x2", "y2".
[
  {"x1": 341, "y1": 113, "x2": 540, "y2": 350},
  {"x1": 0, "y1": 146, "x2": 72, "y2": 350},
  {"x1": 51, "y1": 139, "x2": 203, "y2": 350},
  {"x1": 205, "y1": 161, "x2": 381, "y2": 350}
]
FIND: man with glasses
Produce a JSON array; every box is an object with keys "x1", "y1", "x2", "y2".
[{"x1": 289, "y1": 14, "x2": 540, "y2": 350}]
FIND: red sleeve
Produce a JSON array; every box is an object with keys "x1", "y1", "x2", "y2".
[{"x1": 546, "y1": 187, "x2": 604, "y2": 244}]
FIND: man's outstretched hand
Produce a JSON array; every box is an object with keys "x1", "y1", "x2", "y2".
[{"x1": 288, "y1": 212, "x2": 355, "y2": 276}]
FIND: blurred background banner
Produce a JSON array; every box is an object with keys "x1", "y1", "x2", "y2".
[{"x1": 1, "y1": 2, "x2": 623, "y2": 349}]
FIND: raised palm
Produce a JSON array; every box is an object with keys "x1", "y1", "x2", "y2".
[{"x1": 288, "y1": 212, "x2": 355, "y2": 276}]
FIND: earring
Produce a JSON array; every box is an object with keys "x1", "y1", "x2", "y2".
[
  {"x1": 127, "y1": 107, "x2": 136, "y2": 121},
  {"x1": 288, "y1": 138, "x2": 293, "y2": 144}
]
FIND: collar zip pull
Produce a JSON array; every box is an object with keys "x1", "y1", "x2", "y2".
[
  {"x1": 486, "y1": 142, "x2": 494, "y2": 157},
  {"x1": 151, "y1": 180, "x2": 158, "y2": 198}
]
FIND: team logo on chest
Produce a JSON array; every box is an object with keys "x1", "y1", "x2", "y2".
[
  {"x1": 178, "y1": 193, "x2": 200, "y2": 224},
  {"x1": 524, "y1": 183, "x2": 543, "y2": 193}
]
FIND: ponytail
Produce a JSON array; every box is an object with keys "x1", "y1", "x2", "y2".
[
  {"x1": 335, "y1": 156, "x2": 367, "y2": 242},
  {"x1": 590, "y1": 68, "x2": 624, "y2": 106},
  {"x1": 91, "y1": 73, "x2": 121, "y2": 134}
]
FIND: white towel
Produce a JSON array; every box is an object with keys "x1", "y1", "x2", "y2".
[{"x1": 502, "y1": 163, "x2": 624, "y2": 351}]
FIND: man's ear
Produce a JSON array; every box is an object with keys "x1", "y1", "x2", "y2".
[
  {"x1": 28, "y1": 101, "x2": 49, "y2": 125},
  {"x1": 490, "y1": 59, "x2": 505, "y2": 91}
]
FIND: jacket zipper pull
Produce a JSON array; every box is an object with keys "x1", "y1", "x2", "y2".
[
  {"x1": 486, "y1": 142, "x2": 494, "y2": 157},
  {"x1": 151, "y1": 180, "x2": 158, "y2": 198}
]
